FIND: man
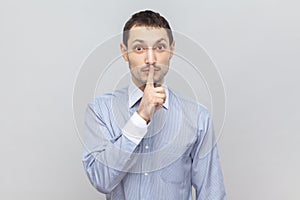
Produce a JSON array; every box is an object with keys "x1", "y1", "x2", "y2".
[{"x1": 83, "y1": 10, "x2": 226, "y2": 199}]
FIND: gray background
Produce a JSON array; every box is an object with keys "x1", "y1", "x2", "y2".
[{"x1": 1, "y1": 0, "x2": 299, "y2": 199}]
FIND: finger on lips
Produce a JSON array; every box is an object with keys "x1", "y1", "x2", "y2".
[{"x1": 146, "y1": 65, "x2": 155, "y2": 87}]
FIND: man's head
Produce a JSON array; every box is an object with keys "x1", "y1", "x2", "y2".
[
  {"x1": 122, "y1": 10, "x2": 173, "y2": 47},
  {"x1": 120, "y1": 10, "x2": 175, "y2": 89}
]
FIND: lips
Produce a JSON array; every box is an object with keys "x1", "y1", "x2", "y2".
[{"x1": 141, "y1": 68, "x2": 160, "y2": 72}]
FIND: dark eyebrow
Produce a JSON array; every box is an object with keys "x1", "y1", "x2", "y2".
[
  {"x1": 131, "y1": 39, "x2": 145, "y2": 45},
  {"x1": 155, "y1": 38, "x2": 167, "y2": 44},
  {"x1": 130, "y1": 38, "x2": 168, "y2": 45}
]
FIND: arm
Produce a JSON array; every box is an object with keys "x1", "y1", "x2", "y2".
[
  {"x1": 82, "y1": 100, "x2": 144, "y2": 193},
  {"x1": 83, "y1": 66, "x2": 165, "y2": 193},
  {"x1": 191, "y1": 109, "x2": 226, "y2": 200}
]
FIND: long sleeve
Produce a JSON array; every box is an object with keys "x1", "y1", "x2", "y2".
[
  {"x1": 191, "y1": 109, "x2": 226, "y2": 200},
  {"x1": 122, "y1": 112, "x2": 148, "y2": 144},
  {"x1": 82, "y1": 98, "x2": 141, "y2": 194}
]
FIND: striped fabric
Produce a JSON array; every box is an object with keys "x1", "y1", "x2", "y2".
[{"x1": 82, "y1": 84, "x2": 226, "y2": 200}]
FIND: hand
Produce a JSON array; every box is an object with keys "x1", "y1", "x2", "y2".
[{"x1": 137, "y1": 66, "x2": 166, "y2": 123}]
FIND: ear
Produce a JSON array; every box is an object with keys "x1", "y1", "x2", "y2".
[
  {"x1": 169, "y1": 40, "x2": 175, "y2": 60},
  {"x1": 120, "y1": 43, "x2": 129, "y2": 62}
]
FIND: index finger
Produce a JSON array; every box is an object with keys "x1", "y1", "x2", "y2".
[{"x1": 146, "y1": 65, "x2": 154, "y2": 87}]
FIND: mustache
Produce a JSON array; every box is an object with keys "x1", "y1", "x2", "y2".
[{"x1": 140, "y1": 64, "x2": 167, "y2": 71}]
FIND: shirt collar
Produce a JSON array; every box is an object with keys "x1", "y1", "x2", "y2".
[{"x1": 128, "y1": 80, "x2": 169, "y2": 110}]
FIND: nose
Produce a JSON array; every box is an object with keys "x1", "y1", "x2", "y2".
[{"x1": 145, "y1": 48, "x2": 156, "y2": 65}]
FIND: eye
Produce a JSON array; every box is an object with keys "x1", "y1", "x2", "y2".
[
  {"x1": 133, "y1": 45, "x2": 144, "y2": 53},
  {"x1": 156, "y1": 44, "x2": 166, "y2": 51}
]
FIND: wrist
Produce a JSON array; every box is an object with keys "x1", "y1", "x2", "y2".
[{"x1": 137, "y1": 110, "x2": 150, "y2": 124}]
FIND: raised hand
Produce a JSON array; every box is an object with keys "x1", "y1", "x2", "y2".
[{"x1": 137, "y1": 65, "x2": 166, "y2": 123}]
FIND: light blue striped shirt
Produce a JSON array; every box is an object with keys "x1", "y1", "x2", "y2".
[{"x1": 82, "y1": 82, "x2": 226, "y2": 200}]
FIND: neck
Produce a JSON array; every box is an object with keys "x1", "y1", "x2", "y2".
[
  {"x1": 132, "y1": 78, "x2": 164, "y2": 91},
  {"x1": 139, "y1": 83, "x2": 163, "y2": 91}
]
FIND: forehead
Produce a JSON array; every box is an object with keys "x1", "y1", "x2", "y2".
[{"x1": 127, "y1": 26, "x2": 169, "y2": 45}]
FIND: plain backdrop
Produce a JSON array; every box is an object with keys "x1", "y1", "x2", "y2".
[{"x1": 1, "y1": 0, "x2": 299, "y2": 199}]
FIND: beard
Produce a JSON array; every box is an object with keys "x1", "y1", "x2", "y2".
[{"x1": 130, "y1": 64, "x2": 169, "y2": 88}]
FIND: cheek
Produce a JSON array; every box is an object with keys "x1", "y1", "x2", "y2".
[
  {"x1": 128, "y1": 54, "x2": 144, "y2": 65},
  {"x1": 157, "y1": 53, "x2": 171, "y2": 63}
]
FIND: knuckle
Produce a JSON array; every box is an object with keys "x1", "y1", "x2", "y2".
[{"x1": 158, "y1": 98, "x2": 164, "y2": 104}]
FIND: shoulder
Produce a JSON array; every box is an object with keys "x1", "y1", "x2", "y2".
[
  {"x1": 94, "y1": 87, "x2": 127, "y2": 104},
  {"x1": 168, "y1": 88, "x2": 210, "y2": 116},
  {"x1": 89, "y1": 87, "x2": 128, "y2": 113}
]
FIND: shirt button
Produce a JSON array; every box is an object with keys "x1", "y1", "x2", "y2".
[
  {"x1": 145, "y1": 145, "x2": 149, "y2": 149},
  {"x1": 144, "y1": 172, "x2": 148, "y2": 176}
]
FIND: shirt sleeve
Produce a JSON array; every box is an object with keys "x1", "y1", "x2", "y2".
[
  {"x1": 82, "y1": 99, "x2": 142, "y2": 194},
  {"x1": 122, "y1": 112, "x2": 148, "y2": 144},
  {"x1": 191, "y1": 109, "x2": 226, "y2": 200}
]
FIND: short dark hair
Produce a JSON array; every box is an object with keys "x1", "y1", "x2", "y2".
[{"x1": 122, "y1": 10, "x2": 173, "y2": 47}]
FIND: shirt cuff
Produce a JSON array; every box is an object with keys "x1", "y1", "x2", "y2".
[{"x1": 122, "y1": 112, "x2": 148, "y2": 144}]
